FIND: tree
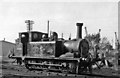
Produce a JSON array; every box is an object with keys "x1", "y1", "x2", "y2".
[
  {"x1": 84, "y1": 34, "x2": 112, "y2": 50},
  {"x1": 84, "y1": 33, "x2": 101, "y2": 50},
  {"x1": 100, "y1": 37, "x2": 113, "y2": 50}
]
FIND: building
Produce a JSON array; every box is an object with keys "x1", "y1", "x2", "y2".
[{"x1": 0, "y1": 40, "x2": 16, "y2": 58}]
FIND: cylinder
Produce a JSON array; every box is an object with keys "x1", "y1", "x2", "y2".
[{"x1": 76, "y1": 23, "x2": 83, "y2": 39}]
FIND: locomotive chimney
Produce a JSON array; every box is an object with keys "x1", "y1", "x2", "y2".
[{"x1": 76, "y1": 23, "x2": 83, "y2": 39}]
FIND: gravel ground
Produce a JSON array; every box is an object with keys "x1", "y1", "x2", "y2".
[
  {"x1": 0, "y1": 62, "x2": 120, "y2": 78},
  {"x1": 1, "y1": 52, "x2": 120, "y2": 78}
]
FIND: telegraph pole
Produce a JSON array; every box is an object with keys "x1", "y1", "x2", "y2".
[
  {"x1": 47, "y1": 20, "x2": 50, "y2": 37},
  {"x1": 115, "y1": 32, "x2": 119, "y2": 50},
  {"x1": 61, "y1": 33, "x2": 63, "y2": 39},
  {"x1": 24, "y1": 20, "x2": 34, "y2": 56},
  {"x1": 25, "y1": 20, "x2": 34, "y2": 42},
  {"x1": 69, "y1": 33, "x2": 71, "y2": 40},
  {"x1": 84, "y1": 27, "x2": 88, "y2": 37}
]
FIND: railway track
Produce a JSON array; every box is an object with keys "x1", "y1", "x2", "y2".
[{"x1": 1, "y1": 63, "x2": 120, "y2": 78}]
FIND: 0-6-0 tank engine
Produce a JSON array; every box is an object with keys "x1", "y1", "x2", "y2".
[{"x1": 10, "y1": 21, "x2": 91, "y2": 74}]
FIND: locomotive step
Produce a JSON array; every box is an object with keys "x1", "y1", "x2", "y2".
[
  {"x1": 25, "y1": 56, "x2": 80, "y2": 61},
  {"x1": 28, "y1": 63, "x2": 63, "y2": 67}
]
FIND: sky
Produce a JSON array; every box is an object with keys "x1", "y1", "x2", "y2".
[{"x1": 0, "y1": 0, "x2": 119, "y2": 47}]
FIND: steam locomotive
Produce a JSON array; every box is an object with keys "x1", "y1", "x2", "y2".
[{"x1": 11, "y1": 22, "x2": 92, "y2": 74}]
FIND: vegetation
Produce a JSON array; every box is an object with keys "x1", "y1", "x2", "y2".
[{"x1": 84, "y1": 33, "x2": 113, "y2": 51}]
